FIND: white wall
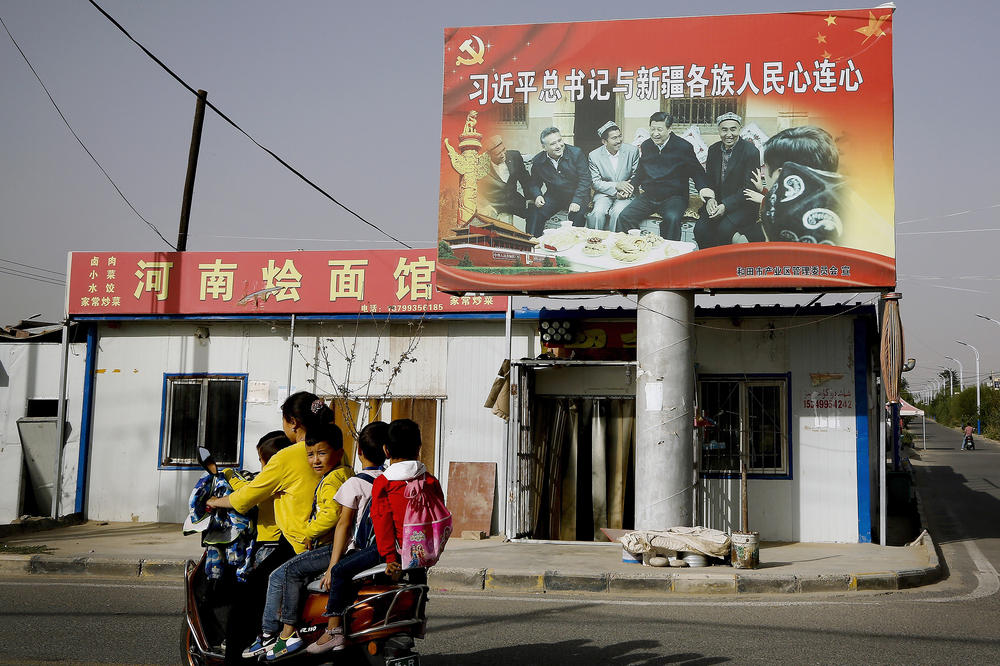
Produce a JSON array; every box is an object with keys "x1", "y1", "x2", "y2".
[
  {"x1": 0, "y1": 341, "x2": 87, "y2": 523},
  {"x1": 85, "y1": 318, "x2": 514, "y2": 524},
  {"x1": 695, "y1": 315, "x2": 862, "y2": 542}
]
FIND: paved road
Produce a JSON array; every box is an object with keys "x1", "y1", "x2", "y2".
[{"x1": 1, "y1": 419, "x2": 997, "y2": 665}]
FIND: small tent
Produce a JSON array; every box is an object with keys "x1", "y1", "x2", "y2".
[{"x1": 899, "y1": 398, "x2": 925, "y2": 449}]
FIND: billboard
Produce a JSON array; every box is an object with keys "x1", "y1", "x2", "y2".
[
  {"x1": 437, "y1": 9, "x2": 894, "y2": 293},
  {"x1": 67, "y1": 250, "x2": 507, "y2": 316}
]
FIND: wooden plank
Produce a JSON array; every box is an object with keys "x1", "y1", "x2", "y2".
[{"x1": 446, "y1": 462, "x2": 496, "y2": 535}]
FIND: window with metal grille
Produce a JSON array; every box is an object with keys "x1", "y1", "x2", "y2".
[
  {"x1": 161, "y1": 375, "x2": 245, "y2": 467},
  {"x1": 496, "y1": 102, "x2": 528, "y2": 126},
  {"x1": 699, "y1": 376, "x2": 789, "y2": 476},
  {"x1": 665, "y1": 97, "x2": 740, "y2": 126}
]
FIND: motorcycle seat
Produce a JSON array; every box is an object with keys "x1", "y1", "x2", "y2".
[{"x1": 305, "y1": 564, "x2": 388, "y2": 593}]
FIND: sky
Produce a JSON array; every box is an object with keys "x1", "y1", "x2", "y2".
[{"x1": 1, "y1": 0, "x2": 998, "y2": 399}]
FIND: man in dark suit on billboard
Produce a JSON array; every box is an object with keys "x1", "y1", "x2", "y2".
[
  {"x1": 617, "y1": 112, "x2": 715, "y2": 240},
  {"x1": 525, "y1": 127, "x2": 590, "y2": 237},
  {"x1": 480, "y1": 135, "x2": 530, "y2": 221},
  {"x1": 694, "y1": 112, "x2": 765, "y2": 248}
]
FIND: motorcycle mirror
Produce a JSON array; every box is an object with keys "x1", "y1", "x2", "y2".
[{"x1": 196, "y1": 446, "x2": 218, "y2": 476}]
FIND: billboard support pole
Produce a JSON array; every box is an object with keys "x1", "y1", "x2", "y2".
[{"x1": 635, "y1": 290, "x2": 694, "y2": 530}]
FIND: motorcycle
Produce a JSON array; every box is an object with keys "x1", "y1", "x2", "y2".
[
  {"x1": 181, "y1": 446, "x2": 429, "y2": 665},
  {"x1": 962, "y1": 434, "x2": 975, "y2": 450}
]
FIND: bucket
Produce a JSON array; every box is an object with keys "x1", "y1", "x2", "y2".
[
  {"x1": 622, "y1": 546, "x2": 642, "y2": 564},
  {"x1": 730, "y1": 531, "x2": 760, "y2": 569}
]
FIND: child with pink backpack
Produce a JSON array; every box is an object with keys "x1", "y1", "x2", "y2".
[{"x1": 373, "y1": 419, "x2": 451, "y2": 579}]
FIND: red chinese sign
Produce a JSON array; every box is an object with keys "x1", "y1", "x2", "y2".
[
  {"x1": 437, "y1": 9, "x2": 895, "y2": 293},
  {"x1": 67, "y1": 251, "x2": 507, "y2": 316}
]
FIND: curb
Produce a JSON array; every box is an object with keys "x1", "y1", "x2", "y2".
[
  {"x1": 2, "y1": 553, "x2": 942, "y2": 596},
  {"x1": 0, "y1": 555, "x2": 187, "y2": 579}
]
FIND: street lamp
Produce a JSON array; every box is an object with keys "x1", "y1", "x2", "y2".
[
  {"x1": 938, "y1": 367, "x2": 954, "y2": 395},
  {"x1": 957, "y1": 340, "x2": 981, "y2": 433},
  {"x1": 945, "y1": 355, "x2": 964, "y2": 391}
]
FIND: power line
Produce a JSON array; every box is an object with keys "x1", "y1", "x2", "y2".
[
  {"x1": 0, "y1": 257, "x2": 65, "y2": 277},
  {"x1": 87, "y1": 0, "x2": 411, "y2": 250},
  {"x1": 0, "y1": 14, "x2": 176, "y2": 251},
  {"x1": 0, "y1": 266, "x2": 66, "y2": 287}
]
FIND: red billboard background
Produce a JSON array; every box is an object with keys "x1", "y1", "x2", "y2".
[
  {"x1": 67, "y1": 250, "x2": 507, "y2": 316},
  {"x1": 437, "y1": 9, "x2": 895, "y2": 293}
]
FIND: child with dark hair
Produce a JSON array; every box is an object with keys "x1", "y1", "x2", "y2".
[
  {"x1": 258, "y1": 410, "x2": 354, "y2": 661},
  {"x1": 373, "y1": 419, "x2": 445, "y2": 578},
  {"x1": 209, "y1": 391, "x2": 351, "y2": 660},
  {"x1": 757, "y1": 126, "x2": 846, "y2": 245},
  {"x1": 306, "y1": 421, "x2": 390, "y2": 655}
]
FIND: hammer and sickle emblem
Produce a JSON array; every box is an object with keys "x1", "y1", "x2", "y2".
[{"x1": 455, "y1": 35, "x2": 485, "y2": 66}]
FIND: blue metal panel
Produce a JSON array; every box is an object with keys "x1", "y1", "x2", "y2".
[
  {"x1": 854, "y1": 318, "x2": 872, "y2": 543},
  {"x1": 74, "y1": 324, "x2": 98, "y2": 514}
]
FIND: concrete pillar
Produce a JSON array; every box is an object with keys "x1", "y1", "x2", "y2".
[{"x1": 635, "y1": 290, "x2": 694, "y2": 529}]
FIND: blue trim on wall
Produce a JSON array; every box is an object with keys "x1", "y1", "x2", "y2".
[
  {"x1": 156, "y1": 373, "x2": 248, "y2": 470},
  {"x1": 74, "y1": 324, "x2": 98, "y2": 515},
  {"x1": 697, "y1": 372, "x2": 793, "y2": 481},
  {"x1": 853, "y1": 319, "x2": 872, "y2": 543}
]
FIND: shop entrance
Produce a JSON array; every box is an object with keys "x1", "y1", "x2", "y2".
[{"x1": 508, "y1": 361, "x2": 636, "y2": 541}]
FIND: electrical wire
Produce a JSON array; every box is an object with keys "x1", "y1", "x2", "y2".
[
  {"x1": 0, "y1": 257, "x2": 65, "y2": 277},
  {"x1": 0, "y1": 14, "x2": 176, "y2": 251},
  {"x1": 87, "y1": 0, "x2": 411, "y2": 250},
  {"x1": 0, "y1": 266, "x2": 66, "y2": 287}
]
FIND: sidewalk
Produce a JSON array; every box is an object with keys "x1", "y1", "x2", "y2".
[{"x1": 0, "y1": 519, "x2": 940, "y2": 596}]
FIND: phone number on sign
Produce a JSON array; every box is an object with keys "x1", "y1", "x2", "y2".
[{"x1": 803, "y1": 398, "x2": 853, "y2": 409}]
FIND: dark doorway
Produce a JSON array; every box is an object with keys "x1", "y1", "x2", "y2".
[{"x1": 574, "y1": 98, "x2": 616, "y2": 156}]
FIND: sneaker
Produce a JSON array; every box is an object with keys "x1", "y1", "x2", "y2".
[
  {"x1": 242, "y1": 634, "x2": 276, "y2": 659},
  {"x1": 266, "y1": 632, "x2": 303, "y2": 661},
  {"x1": 305, "y1": 627, "x2": 346, "y2": 654}
]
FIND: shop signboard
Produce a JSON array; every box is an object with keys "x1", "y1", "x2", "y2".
[
  {"x1": 437, "y1": 8, "x2": 895, "y2": 293},
  {"x1": 67, "y1": 250, "x2": 506, "y2": 316}
]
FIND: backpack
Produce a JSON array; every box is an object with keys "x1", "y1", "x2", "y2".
[
  {"x1": 351, "y1": 472, "x2": 377, "y2": 550},
  {"x1": 400, "y1": 474, "x2": 453, "y2": 569}
]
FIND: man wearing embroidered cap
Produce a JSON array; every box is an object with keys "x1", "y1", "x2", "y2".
[
  {"x1": 694, "y1": 112, "x2": 765, "y2": 248},
  {"x1": 587, "y1": 121, "x2": 639, "y2": 231}
]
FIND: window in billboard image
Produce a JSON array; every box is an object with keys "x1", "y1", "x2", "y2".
[
  {"x1": 161, "y1": 375, "x2": 245, "y2": 467},
  {"x1": 699, "y1": 377, "x2": 788, "y2": 477},
  {"x1": 496, "y1": 101, "x2": 527, "y2": 127},
  {"x1": 664, "y1": 96, "x2": 742, "y2": 127}
]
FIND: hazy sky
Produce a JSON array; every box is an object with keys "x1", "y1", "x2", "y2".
[{"x1": 1, "y1": 1, "x2": 997, "y2": 397}]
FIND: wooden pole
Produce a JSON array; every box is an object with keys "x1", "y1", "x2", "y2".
[{"x1": 177, "y1": 90, "x2": 207, "y2": 251}]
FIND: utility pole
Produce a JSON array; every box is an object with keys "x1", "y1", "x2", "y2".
[{"x1": 176, "y1": 89, "x2": 208, "y2": 252}]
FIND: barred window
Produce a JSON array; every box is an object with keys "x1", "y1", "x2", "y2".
[
  {"x1": 496, "y1": 101, "x2": 528, "y2": 126},
  {"x1": 699, "y1": 377, "x2": 788, "y2": 476},
  {"x1": 161, "y1": 375, "x2": 245, "y2": 467},
  {"x1": 666, "y1": 97, "x2": 740, "y2": 126}
]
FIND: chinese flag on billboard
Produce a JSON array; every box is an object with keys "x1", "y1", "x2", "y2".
[{"x1": 436, "y1": 9, "x2": 895, "y2": 293}]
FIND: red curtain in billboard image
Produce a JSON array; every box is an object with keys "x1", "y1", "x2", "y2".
[{"x1": 437, "y1": 9, "x2": 895, "y2": 292}]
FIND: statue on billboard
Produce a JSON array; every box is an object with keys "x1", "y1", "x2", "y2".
[{"x1": 444, "y1": 111, "x2": 492, "y2": 224}]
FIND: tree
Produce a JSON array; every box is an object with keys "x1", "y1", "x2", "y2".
[{"x1": 298, "y1": 315, "x2": 424, "y2": 448}]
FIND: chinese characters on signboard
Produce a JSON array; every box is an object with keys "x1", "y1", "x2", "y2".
[
  {"x1": 437, "y1": 9, "x2": 895, "y2": 294},
  {"x1": 68, "y1": 251, "x2": 505, "y2": 316}
]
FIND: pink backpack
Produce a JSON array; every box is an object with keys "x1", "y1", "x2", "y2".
[{"x1": 400, "y1": 474, "x2": 453, "y2": 569}]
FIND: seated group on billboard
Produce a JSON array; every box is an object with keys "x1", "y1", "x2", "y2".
[{"x1": 480, "y1": 111, "x2": 844, "y2": 249}]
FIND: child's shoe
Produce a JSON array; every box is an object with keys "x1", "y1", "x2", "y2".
[
  {"x1": 265, "y1": 632, "x2": 303, "y2": 661},
  {"x1": 305, "y1": 627, "x2": 345, "y2": 654},
  {"x1": 242, "y1": 633, "x2": 276, "y2": 658}
]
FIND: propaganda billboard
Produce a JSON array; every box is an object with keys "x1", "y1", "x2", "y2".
[
  {"x1": 67, "y1": 250, "x2": 506, "y2": 316},
  {"x1": 437, "y1": 9, "x2": 895, "y2": 293}
]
